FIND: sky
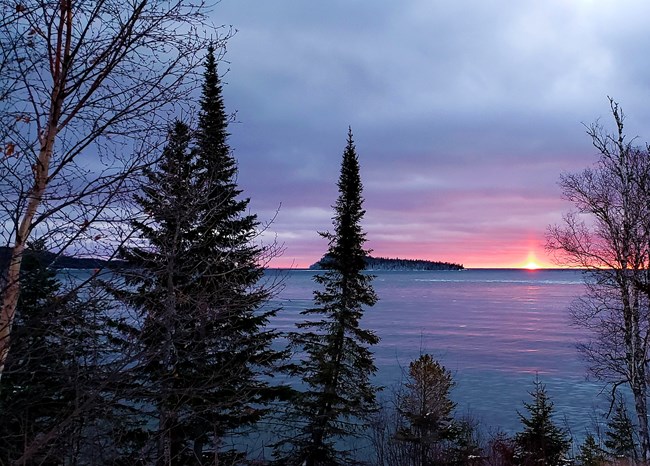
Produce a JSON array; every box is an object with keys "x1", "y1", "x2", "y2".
[{"x1": 211, "y1": 0, "x2": 650, "y2": 269}]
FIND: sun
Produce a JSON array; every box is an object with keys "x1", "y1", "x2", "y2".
[
  {"x1": 524, "y1": 261, "x2": 540, "y2": 270},
  {"x1": 522, "y1": 251, "x2": 541, "y2": 270}
]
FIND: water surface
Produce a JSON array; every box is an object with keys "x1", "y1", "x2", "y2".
[{"x1": 268, "y1": 268, "x2": 608, "y2": 437}]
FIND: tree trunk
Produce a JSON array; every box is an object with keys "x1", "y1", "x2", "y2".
[
  {"x1": 0, "y1": 0, "x2": 68, "y2": 381},
  {"x1": 630, "y1": 382, "x2": 648, "y2": 462},
  {"x1": 632, "y1": 315, "x2": 650, "y2": 463},
  {"x1": 0, "y1": 113, "x2": 58, "y2": 381}
]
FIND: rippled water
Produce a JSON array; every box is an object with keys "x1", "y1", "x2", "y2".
[
  {"x1": 268, "y1": 268, "x2": 609, "y2": 438},
  {"x1": 63, "y1": 267, "x2": 609, "y2": 440}
]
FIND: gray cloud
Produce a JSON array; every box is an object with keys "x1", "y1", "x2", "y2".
[{"x1": 215, "y1": 0, "x2": 650, "y2": 267}]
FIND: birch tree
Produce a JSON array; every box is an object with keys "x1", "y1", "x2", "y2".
[
  {"x1": 0, "y1": 0, "x2": 223, "y2": 380},
  {"x1": 547, "y1": 98, "x2": 650, "y2": 460}
]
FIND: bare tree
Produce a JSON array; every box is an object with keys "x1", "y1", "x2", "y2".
[
  {"x1": 547, "y1": 98, "x2": 650, "y2": 461},
  {"x1": 0, "y1": 0, "x2": 226, "y2": 380}
]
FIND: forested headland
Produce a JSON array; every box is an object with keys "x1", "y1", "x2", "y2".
[
  {"x1": 0, "y1": 247, "x2": 123, "y2": 271},
  {"x1": 310, "y1": 255, "x2": 464, "y2": 271}
]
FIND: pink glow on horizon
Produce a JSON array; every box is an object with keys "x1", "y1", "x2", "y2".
[{"x1": 267, "y1": 234, "x2": 559, "y2": 269}]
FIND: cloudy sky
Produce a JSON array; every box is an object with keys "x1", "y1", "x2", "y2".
[{"x1": 212, "y1": 0, "x2": 650, "y2": 268}]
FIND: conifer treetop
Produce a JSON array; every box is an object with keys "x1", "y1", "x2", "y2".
[
  {"x1": 197, "y1": 44, "x2": 235, "y2": 181},
  {"x1": 515, "y1": 378, "x2": 570, "y2": 466},
  {"x1": 327, "y1": 127, "x2": 369, "y2": 275}
]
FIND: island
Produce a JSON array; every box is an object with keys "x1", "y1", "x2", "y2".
[{"x1": 309, "y1": 255, "x2": 464, "y2": 271}]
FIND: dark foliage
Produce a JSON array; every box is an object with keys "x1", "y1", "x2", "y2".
[
  {"x1": 112, "y1": 46, "x2": 287, "y2": 463},
  {"x1": 278, "y1": 128, "x2": 379, "y2": 465},
  {"x1": 371, "y1": 355, "x2": 481, "y2": 466},
  {"x1": 395, "y1": 354, "x2": 457, "y2": 464},
  {"x1": 0, "y1": 246, "x2": 123, "y2": 271},
  {"x1": 485, "y1": 432, "x2": 516, "y2": 466},
  {"x1": 514, "y1": 378, "x2": 570, "y2": 466},
  {"x1": 604, "y1": 397, "x2": 637, "y2": 461},
  {"x1": 0, "y1": 241, "x2": 111, "y2": 463},
  {"x1": 577, "y1": 433, "x2": 606, "y2": 466},
  {"x1": 310, "y1": 255, "x2": 463, "y2": 271}
]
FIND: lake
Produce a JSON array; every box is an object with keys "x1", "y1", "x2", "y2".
[
  {"x1": 63, "y1": 266, "x2": 611, "y2": 444},
  {"x1": 266, "y1": 268, "x2": 609, "y2": 440}
]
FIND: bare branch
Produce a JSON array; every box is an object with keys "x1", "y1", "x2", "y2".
[{"x1": 0, "y1": 0, "x2": 228, "y2": 382}]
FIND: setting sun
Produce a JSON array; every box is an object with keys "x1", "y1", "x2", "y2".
[{"x1": 521, "y1": 251, "x2": 542, "y2": 270}]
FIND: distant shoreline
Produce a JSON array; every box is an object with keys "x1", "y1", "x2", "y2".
[
  {"x1": 309, "y1": 255, "x2": 464, "y2": 271},
  {"x1": 270, "y1": 267, "x2": 581, "y2": 271},
  {"x1": 0, "y1": 247, "x2": 581, "y2": 272},
  {"x1": 0, "y1": 247, "x2": 126, "y2": 270}
]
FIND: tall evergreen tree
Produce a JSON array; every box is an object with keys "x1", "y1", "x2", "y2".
[
  {"x1": 279, "y1": 128, "x2": 379, "y2": 465},
  {"x1": 191, "y1": 43, "x2": 288, "y2": 447},
  {"x1": 115, "y1": 120, "x2": 201, "y2": 463},
  {"x1": 114, "y1": 46, "x2": 286, "y2": 463},
  {"x1": 514, "y1": 378, "x2": 570, "y2": 466}
]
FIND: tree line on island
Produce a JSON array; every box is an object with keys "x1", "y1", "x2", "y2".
[
  {"x1": 0, "y1": 247, "x2": 465, "y2": 274},
  {"x1": 310, "y1": 255, "x2": 464, "y2": 271},
  {"x1": 1, "y1": 2, "x2": 650, "y2": 465}
]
